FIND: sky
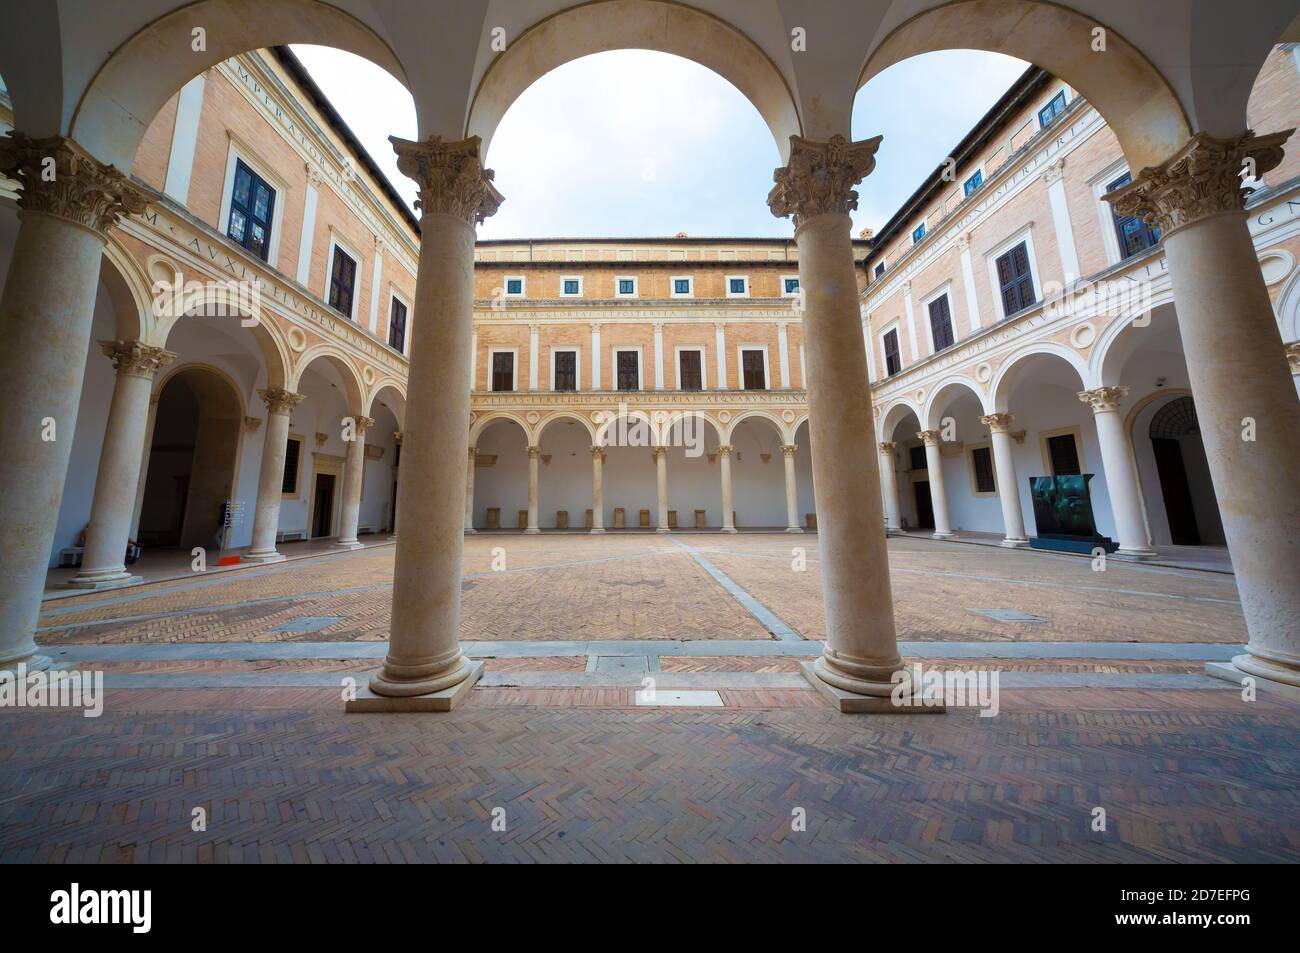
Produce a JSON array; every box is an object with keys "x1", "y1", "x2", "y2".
[{"x1": 291, "y1": 46, "x2": 1028, "y2": 240}]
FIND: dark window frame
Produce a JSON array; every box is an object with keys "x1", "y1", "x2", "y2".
[
  {"x1": 740, "y1": 348, "x2": 767, "y2": 390},
  {"x1": 963, "y1": 169, "x2": 983, "y2": 196},
  {"x1": 678, "y1": 349, "x2": 704, "y2": 391},
  {"x1": 995, "y1": 241, "x2": 1036, "y2": 316},
  {"x1": 387, "y1": 296, "x2": 407, "y2": 353},
  {"x1": 927, "y1": 294, "x2": 956, "y2": 352},
  {"x1": 615, "y1": 349, "x2": 640, "y2": 391},
  {"x1": 1106, "y1": 172, "x2": 1161, "y2": 259},
  {"x1": 971, "y1": 446, "x2": 996, "y2": 494},
  {"x1": 281, "y1": 436, "x2": 302, "y2": 494},
  {"x1": 874, "y1": 261, "x2": 886, "y2": 278},
  {"x1": 490, "y1": 351, "x2": 515, "y2": 392},
  {"x1": 553, "y1": 349, "x2": 577, "y2": 391},
  {"x1": 1038, "y1": 90, "x2": 1068, "y2": 128},
  {"x1": 1047, "y1": 433, "x2": 1083, "y2": 476},
  {"x1": 883, "y1": 328, "x2": 901, "y2": 376},
  {"x1": 227, "y1": 159, "x2": 276, "y2": 261},
  {"x1": 912, "y1": 222, "x2": 926, "y2": 244},
  {"x1": 327, "y1": 244, "x2": 358, "y2": 319}
]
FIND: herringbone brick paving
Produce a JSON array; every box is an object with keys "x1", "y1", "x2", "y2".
[{"x1": 1, "y1": 690, "x2": 1296, "y2": 863}]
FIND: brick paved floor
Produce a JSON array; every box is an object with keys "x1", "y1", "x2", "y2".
[{"x1": 9, "y1": 533, "x2": 1294, "y2": 863}]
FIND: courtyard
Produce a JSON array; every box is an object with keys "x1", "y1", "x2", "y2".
[{"x1": 4, "y1": 534, "x2": 1296, "y2": 864}]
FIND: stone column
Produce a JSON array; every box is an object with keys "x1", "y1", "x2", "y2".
[
  {"x1": 129, "y1": 394, "x2": 161, "y2": 538},
  {"x1": 464, "y1": 445, "x2": 476, "y2": 533},
  {"x1": 918, "y1": 430, "x2": 956, "y2": 539},
  {"x1": 878, "y1": 441, "x2": 901, "y2": 533},
  {"x1": 770, "y1": 133, "x2": 915, "y2": 703},
  {"x1": 979, "y1": 413, "x2": 1029, "y2": 546},
  {"x1": 67, "y1": 341, "x2": 175, "y2": 588},
  {"x1": 334, "y1": 414, "x2": 374, "y2": 550},
  {"x1": 525, "y1": 445, "x2": 541, "y2": 533},
  {"x1": 1078, "y1": 387, "x2": 1156, "y2": 558},
  {"x1": 590, "y1": 446, "x2": 605, "y2": 533},
  {"x1": 0, "y1": 134, "x2": 147, "y2": 673},
  {"x1": 362, "y1": 134, "x2": 502, "y2": 705},
  {"x1": 390, "y1": 431, "x2": 403, "y2": 538},
  {"x1": 718, "y1": 444, "x2": 736, "y2": 532},
  {"x1": 244, "y1": 388, "x2": 305, "y2": 562},
  {"x1": 780, "y1": 444, "x2": 802, "y2": 532},
  {"x1": 1109, "y1": 130, "x2": 1300, "y2": 691},
  {"x1": 653, "y1": 446, "x2": 670, "y2": 532}
]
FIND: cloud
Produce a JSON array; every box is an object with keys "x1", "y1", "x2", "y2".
[{"x1": 292, "y1": 45, "x2": 1027, "y2": 240}]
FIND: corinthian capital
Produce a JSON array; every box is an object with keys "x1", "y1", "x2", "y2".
[
  {"x1": 768, "y1": 134, "x2": 883, "y2": 227},
  {"x1": 258, "y1": 387, "x2": 306, "y2": 416},
  {"x1": 1104, "y1": 130, "x2": 1294, "y2": 236},
  {"x1": 1077, "y1": 386, "x2": 1129, "y2": 414},
  {"x1": 1287, "y1": 342, "x2": 1300, "y2": 373},
  {"x1": 99, "y1": 340, "x2": 174, "y2": 379},
  {"x1": 979, "y1": 412, "x2": 1016, "y2": 433},
  {"x1": 878, "y1": 440, "x2": 896, "y2": 454},
  {"x1": 0, "y1": 134, "x2": 148, "y2": 235},
  {"x1": 917, "y1": 430, "x2": 942, "y2": 447},
  {"x1": 389, "y1": 135, "x2": 503, "y2": 225}
]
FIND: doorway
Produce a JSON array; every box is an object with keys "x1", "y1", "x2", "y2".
[
  {"x1": 1147, "y1": 396, "x2": 1220, "y2": 545},
  {"x1": 312, "y1": 473, "x2": 336, "y2": 538},
  {"x1": 913, "y1": 481, "x2": 935, "y2": 530}
]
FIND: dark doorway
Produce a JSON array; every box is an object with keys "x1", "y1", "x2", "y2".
[
  {"x1": 913, "y1": 481, "x2": 935, "y2": 530},
  {"x1": 1152, "y1": 438, "x2": 1200, "y2": 544},
  {"x1": 313, "y1": 474, "x2": 336, "y2": 538}
]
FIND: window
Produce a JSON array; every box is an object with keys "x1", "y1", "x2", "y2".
[
  {"x1": 874, "y1": 261, "x2": 886, "y2": 278},
  {"x1": 671, "y1": 276, "x2": 693, "y2": 297},
  {"x1": 912, "y1": 223, "x2": 926, "y2": 244},
  {"x1": 227, "y1": 159, "x2": 275, "y2": 260},
  {"x1": 616, "y1": 350, "x2": 639, "y2": 391},
  {"x1": 504, "y1": 276, "x2": 525, "y2": 297},
  {"x1": 387, "y1": 296, "x2": 407, "y2": 352},
  {"x1": 560, "y1": 276, "x2": 582, "y2": 296},
  {"x1": 1106, "y1": 172, "x2": 1160, "y2": 258},
  {"x1": 678, "y1": 350, "x2": 703, "y2": 391},
  {"x1": 910, "y1": 445, "x2": 928, "y2": 471},
  {"x1": 1047, "y1": 433, "x2": 1082, "y2": 476},
  {"x1": 553, "y1": 350, "x2": 577, "y2": 391},
  {"x1": 281, "y1": 437, "x2": 302, "y2": 494},
  {"x1": 615, "y1": 276, "x2": 637, "y2": 297},
  {"x1": 491, "y1": 351, "x2": 515, "y2": 392},
  {"x1": 741, "y1": 348, "x2": 767, "y2": 390},
  {"x1": 971, "y1": 446, "x2": 996, "y2": 493},
  {"x1": 927, "y1": 294, "x2": 955, "y2": 352},
  {"x1": 1038, "y1": 90, "x2": 1067, "y2": 128},
  {"x1": 995, "y1": 242, "x2": 1036, "y2": 315},
  {"x1": 782, "y1": 276, "x2": 800, "y2": 296},
  {"x1": 963, "y1": 169, "x2": 983, "y2": 196},
  {"x1": 883, "y1": 328, "x2": 901, "y2": 376},
  {"x1": 327, "y1": 244, "x2": 358, "y2": 318},
  {"x1": 727, "y1": 276, "x2": 749, "y2": 298}
]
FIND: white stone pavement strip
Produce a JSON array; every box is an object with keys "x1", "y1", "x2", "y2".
[
  {"x1": 42, "y1": 640, "x2": 1240, "y2": 662},
  {"x1": 667, "y1": 535, "x2": 804, "y2": 640},
  {"x1": 59, "y1": 671, "x2": 1235, "y2": 691}
]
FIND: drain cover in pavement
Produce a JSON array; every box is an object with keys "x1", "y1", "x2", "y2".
[
  {"x1": 270, "y1": 616, "x2": 347, "y2": 633},
  {"x1": 635, "y1": 689, "x2": 724, "y2": 707},
  {"x1": 969, "y1": 608, "x2": 1047, "y2": 623}
]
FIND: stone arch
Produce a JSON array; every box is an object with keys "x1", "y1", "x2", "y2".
[
  {"x1": 1275, "y1": 264, "x2": 1300, "y2": 344},
  {"x1": 858, "y1": 0, "x2": 1191, "y2": 169},
  {"x1": 152, "y1": 360, "x2": 247, "y2": 419},
  {"x1": 879, "y1": 397, "x2": 924, "y2": 441},
  {"x1": 366, "y1": 380, "x2": 407, "y2": 428},
  {"x1": 723, "y1": 409, "x2": 789, "y2": 445},
  {"x1": 1091, "y1": 297, "x2": 1179, "y2": 387},
  {"x1": 469, "y1": 411, "x2": 531, "y2": 445},
  {"x1": 466, "y1": 0, "x2": 801, "y2": 162},
  {"x1": 990, "y1": 341, "x2": 1090, "y2": 412},
  {"x1": 290, "y1": 346, "x2": 366, "y2": 414},
  {"x1": 922, "y1": 375, "x2": 989, "y2": 430},
  {"x1": 69, "y1": 0, "x2": 408, "y2": 168},
  {"x1": 99, "y1": 240, "x2": 153, "y2": 343},
  {"x1": 536, "y1": 411, "x2": 598, "y2": 445}
]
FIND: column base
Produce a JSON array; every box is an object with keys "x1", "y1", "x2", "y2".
[
  {"x1": 0, "y1": 653, "x2": 52, "y2": 676},
  {"x1": 524, "y1": 527, "x2": 540, "y2": 535},
  {"x1": 800, "y1": 660, "x2": 945, "y2": 714},
  {"x1": 241, "y1": 549, "x2": 285, "y2": 564},
  {"x1": 464, "y1": 527, "x2": 476, "y2": 534},
  {"x1": 349, "y1": 660, "x2": 484, "y2": 712},
  {"x1": 590, "y1": 527, "x2": 605, "y2": 534},
  {"x1": 655, "y1": 527, "x2": 671, "y2": 534},
  {"x1": 721, "y1": 526, "x2": 738, "y2": 534},
  {"x1": 931, "y1": 531, "x2": 958, "y2": 540},
  {"x1": 1000, "y1": 537, "x2": 1031, "y2": 548},
  {"x1": 332, "y1": 540, "x2": 364, "y2": 551},
  {"x1": 64, "y1": 569, "x2": 143, "y2": 590},
  {"x1": 1114, "y1": 547, "x2": 1158, "y2": 560},
  {"x1": 785, "y1": 526, "x2": 804, "y2": 533},
  {"x1": 1206, "y1": 653, "x2": 1300, "y2": 700}
]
